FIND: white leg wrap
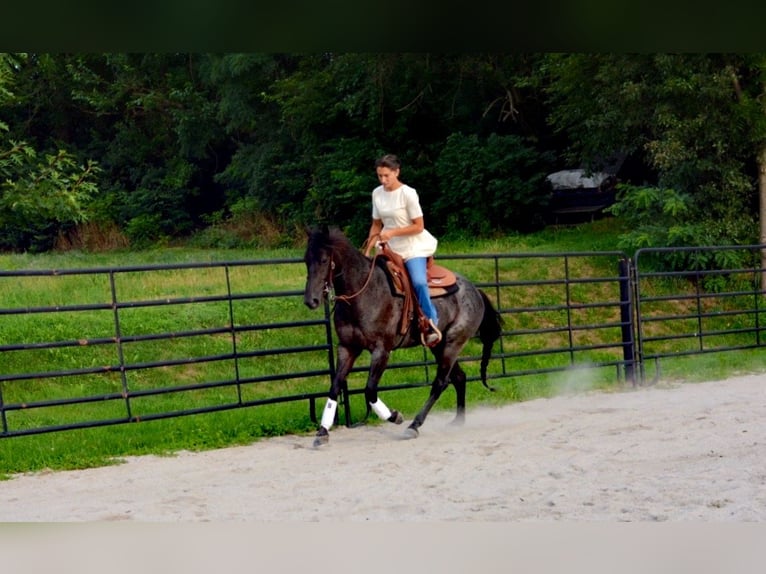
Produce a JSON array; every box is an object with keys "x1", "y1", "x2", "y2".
[
  {"x1": 370, "y1": 398, "x2": 392, "y2": 421},
  {"x1": 320, "y1": 398, "x2": 338, "y2": 430}
]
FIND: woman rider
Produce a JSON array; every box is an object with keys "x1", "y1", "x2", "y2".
[{"x1": 366, "y1": 154, "x2": 442, "y2": 346}]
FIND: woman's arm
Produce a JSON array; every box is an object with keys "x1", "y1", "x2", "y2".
[
  {"x1": 365, "y1": 218, "x2": 384, "y2": 256},
  {"x1": 379, "y1": 217, "x2": 424, "y2": 242}
]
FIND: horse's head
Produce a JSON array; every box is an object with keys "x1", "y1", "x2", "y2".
[{"x1": 303, "y1": 226, "x2": 335, "y2": 310}]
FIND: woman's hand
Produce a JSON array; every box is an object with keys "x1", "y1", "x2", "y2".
[{"x1": 364, "y1": 233, "x2": 382, "y2": 257}]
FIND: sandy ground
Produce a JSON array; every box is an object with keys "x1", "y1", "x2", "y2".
[{"x1": 1, "y1": 373, "x2": 764, "y2": 522}]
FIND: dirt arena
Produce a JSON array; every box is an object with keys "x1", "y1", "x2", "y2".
[{"x1": 2, "y1": 373, "x2": 764, "y2": 522}]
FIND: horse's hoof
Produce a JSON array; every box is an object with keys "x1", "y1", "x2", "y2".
[
  {"x1": 388, "y1": 410, "x2": 404, "y2": 425},
  {"x1": 449, "y1": 416, "x2": 465, "y2": 427},
  {"x1": 313, "y1": 427, "x2": 329, "y2": 448},
  {"x1": 403, "y1": 426, "x2": 419, "y2": 440}
]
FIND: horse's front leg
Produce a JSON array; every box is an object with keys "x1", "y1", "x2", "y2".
[
  {"x1": 314, "y1": 345, "x2": 358, "y2": 447},
  {"x1": 365, "y1": 345, "x2": 403, "y2": 425}
]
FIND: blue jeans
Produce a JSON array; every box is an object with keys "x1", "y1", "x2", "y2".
[{"x1": 405, "y1": 257, "x2": 438, "y2": 324}]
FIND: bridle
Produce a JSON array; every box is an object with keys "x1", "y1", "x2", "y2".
[
  {"x1": 321, "y1": 256, "x2": 340, "y2": 301},
  {"x1": 325, "y1": 240, "x2": 381, "y2": 305}
]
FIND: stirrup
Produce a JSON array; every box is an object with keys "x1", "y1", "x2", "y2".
[{"x1": 421, "y1": 319, "x2": 442, "y2": 347}]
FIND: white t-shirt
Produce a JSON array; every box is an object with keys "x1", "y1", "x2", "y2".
[{"x1": 371, "y1": 184, "x2": 437, "y2": 260}]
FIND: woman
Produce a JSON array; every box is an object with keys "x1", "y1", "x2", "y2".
[{"x1": 366, "y1": 154, "x2": 442, "y2": 346}]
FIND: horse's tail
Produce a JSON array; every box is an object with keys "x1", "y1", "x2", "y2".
[{"x1": 478, "y1": 289, "x2": 503, "y2": 392}]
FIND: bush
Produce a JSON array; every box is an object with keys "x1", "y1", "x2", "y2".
[
  {"x1": 0, "y1": 143, "x2": 100, "y2": 252},
  {"x1": 610, "y1": 184, "x2": 759, "y2": 290},
  {"x1": 189, "y1": 197, "x2": 288, "y2": 249}
]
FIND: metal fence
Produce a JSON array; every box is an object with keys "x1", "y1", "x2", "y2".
[
  {"x1": 2, "y1": 245, "x2": 765, "y2": 438},
  {"x1": 0, "y1": 259, "x2": 333, "y2": 438},
  {"x1": 633, "y1": 244, "x2": 766, "y2": 382}
]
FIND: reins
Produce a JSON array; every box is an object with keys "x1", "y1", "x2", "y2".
[{"x1": 330, "y1": 236, "x2": 381, "y2": 305}]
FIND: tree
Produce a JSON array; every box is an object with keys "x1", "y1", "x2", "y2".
[
  {"x1": 433, "y1": 132, "x2": 553, "y2": 237},
  {"x1": 63, "y1": 53, "x2": 226, "y2": 244},
  {"x1": 262, "y1": 53, "x2": 553, "y2": 241},
  {"x1": 0, "y1": 53, "x2": 100, "y2": 251},
  {"x1": 543, "y1": 54, "x2": 766, "y2": 260}
]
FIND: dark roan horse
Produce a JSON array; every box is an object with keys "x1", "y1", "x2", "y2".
[{"x1": 303, "y1": 226, "x2": 503, "y2": 447}]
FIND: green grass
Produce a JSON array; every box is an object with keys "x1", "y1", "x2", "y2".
[{"x1": 1, "y1": 217, "x2": 764, "y2": 477}]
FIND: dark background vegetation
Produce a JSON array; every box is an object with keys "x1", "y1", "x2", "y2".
[{"x1": 2, "y1": 53, "x2": 766, "y2": 267}]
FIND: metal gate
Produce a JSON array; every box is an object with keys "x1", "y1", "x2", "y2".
[
  {"x1": 2, "y1": 244, "x2": 765, "y2": 437},
  {"x1": 633, "y1": 244, "x2": 766, "y2": 382}
]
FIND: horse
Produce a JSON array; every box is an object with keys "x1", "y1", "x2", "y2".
[{"x1": 303, "y1": 226, "x2": 503, "y2": 447}]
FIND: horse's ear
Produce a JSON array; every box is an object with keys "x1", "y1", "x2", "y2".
[
  {"x1": 304, "y1": 224, "x2": 327, "y2": 235},
  {"x1": 320, "y1": 224, "x2": 330, "y2": 236}
]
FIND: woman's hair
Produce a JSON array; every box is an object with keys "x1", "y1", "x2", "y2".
[{"x1": 375, "y1": 154, "x2": 401, "y2": 170}]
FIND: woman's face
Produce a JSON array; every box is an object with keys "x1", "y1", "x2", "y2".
[{"x1": 376, "y1": 166, "x2": 400, "y2": 191}]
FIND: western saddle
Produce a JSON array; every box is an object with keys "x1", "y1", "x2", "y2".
[{"x1": 375, "y1": 242, "x2": 457, "y2": 341}]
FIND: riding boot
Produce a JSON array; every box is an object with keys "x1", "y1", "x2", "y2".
[{"x1": 422, "y1": 318, "x2": 442, "y2": 347}]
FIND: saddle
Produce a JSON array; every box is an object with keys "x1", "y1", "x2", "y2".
[{"x1": 377, "y1": 242, "x2": 458, "y2": 337}]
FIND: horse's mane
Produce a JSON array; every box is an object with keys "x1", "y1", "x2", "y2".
[
  {"x1": 308, "y1": 226, "x2": 365, "y2": 262},
  {"x1": 326, "y1": 227, "x2": 353, "y2": 248}
]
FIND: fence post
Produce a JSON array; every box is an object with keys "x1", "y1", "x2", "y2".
[{"x1": 618, "y1": 258, "x2": 636, "y2": 386}]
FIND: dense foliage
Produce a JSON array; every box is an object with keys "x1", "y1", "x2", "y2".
[
  {"x1": 544, "y1": 53, "x2": 766, "y2": 253},
  {"x1": 1, "y1": 53, "x2": 766, "y2": 256}
]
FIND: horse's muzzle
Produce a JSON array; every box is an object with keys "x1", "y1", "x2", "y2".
[{"x1": 304, "y1": 297, "x2": 320, "y2": 310}]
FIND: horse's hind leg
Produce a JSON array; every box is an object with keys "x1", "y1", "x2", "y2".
[
  {"x1": 404, "y1": 350, "x2": 459, "y2": 439},
  {"x1": 404, "y1": 362, "x2": 464, "y2": 438},
  {"x1": 450, "y1": 362, "x2": 467, "y2": 426},
  {"x1": 404, "y1": 374, "x2": 450, "y2": 438}
]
